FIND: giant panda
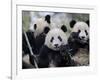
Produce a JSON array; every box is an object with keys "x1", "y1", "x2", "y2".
[
  {"x1": 37, "y1": 26, "x2": 76, "y2": 68},
  {"x1": 68, "y1": 20, "x2": 89, "y2": 66},
  {"x1": 22, "y1": 15, "x2": 51, "y2": 68},
  {"x1": 23, "y1": 15, "x2": 51, "y2": 55}
]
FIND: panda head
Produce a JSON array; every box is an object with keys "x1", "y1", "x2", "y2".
[
  {"x1": 45, "y1": 25, "x2": 68, "y2": 51},
  {"x1": 70, "y1": 20, "x2": 89, "y2": 43},
  {"x1": 33, "y1": 15, "x2": 51, "y2": 37}
]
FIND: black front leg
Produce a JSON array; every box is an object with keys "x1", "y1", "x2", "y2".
[
  {"x1": 37, "y1": 45, "x2": 50, "y2": 68},
  {"x1": 68, "y1": 32, "x2": 79, "y2": 56},
  {"x1": 59, "y1": 45, "x2": 77, "y2": 66}
]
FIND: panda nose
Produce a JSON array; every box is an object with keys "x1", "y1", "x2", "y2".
[
  {"x1": 81, "y1": 36, "x2": 85, "y2": 39},
  {"x1": 54, "y1": 44, "x2": 58, "y2": 47}
]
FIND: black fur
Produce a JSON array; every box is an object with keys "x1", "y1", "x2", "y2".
[
  {"x1": 35, "y1": 33, "x2": 46, "y2": 51},
  {"x1": 68, "y1": 32, "x2": 89, "y2": 56},
  {"x1": 44, "y1": 27, "x2": 50, "y2": 34},
  {"x1": 22, "y1": 30, "x2": 47, "y2": 67},
  {"x1": 22, "y1": 30, "x2": 48, "y2": 55},
  {"x1": 34, "y1": 24, "x2": 37, "y2": 30},
  {"x1": 61, "y1": 25, "x2": 67, "y2": 32},
  {"x1": 22, "y1": 30, "x2": 36, "y2": 55},
  {"x1": 70, "y1": 20, "x2": 76, "y2": 28},
  {"x1": 37, "y1": 45, "x2": 76, "y2": 68},
  {"x1": 70, "y1": 20, "x2": 89, "y2": 28},
  {"x1": 86, "y1": 20, "x2": 89, "y2": 26},
  {"x1": 45, "y1": 15, "x2": 51, "y2": 24}
]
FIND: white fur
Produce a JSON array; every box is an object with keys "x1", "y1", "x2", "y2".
[
  {"x1": 50, "y1": 13, "x2": 72, "y2": 29},
  {"x1": 50, "y1": 13, "x2": 72, "y2": 38},
  {"x1": 29, "y1": 12, "x2": 72, "y2": 38},
  {"x1": 37, "y1": 12, "x2": 55, "y2": 17},
  {"x1": 29, "y1": 12, "x2": 39, "y2": 31},
  {"x1": 45, "y1": 28, "x2": 68, "y2": 51},
  {"x1": 72, "y1": 21, "x2": 89, "y2": 42},
  {"x1": 23, "y1": 54, "x2": 31, "y2": 65},
  {"x1": 33, "y1": 18, "x2": 51, "y2": 38},
  {"x1": 29, "y1": 12, "x2": 51, "y2": 37}
]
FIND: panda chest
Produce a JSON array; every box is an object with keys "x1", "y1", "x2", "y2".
[
  {"x1": 35, "y1": 33, "x2": 45, "y2": 48},
  {"x1": 48, "y1": 51, "x2": 61, "y2": 67}
]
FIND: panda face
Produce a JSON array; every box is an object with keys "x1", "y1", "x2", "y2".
[
  {"x1": 45, "y1": 28, "x2": 68, "y2": 51},
  {"x1": 70, "y1": 20, "x2": 89, "y2": 43},
  {"x1": 72, "y1": 22, "x2": 89, "y2": 43},
  {"x1": 33, "y1": 15, "x2": 51, "y2": 38}
]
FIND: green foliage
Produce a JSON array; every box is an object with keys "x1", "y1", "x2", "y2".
[{"x1": 22, "y1": 11, "x2": 30, "y2": 31}]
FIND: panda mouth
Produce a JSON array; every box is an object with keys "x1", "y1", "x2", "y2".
[
  {"x1": 53, "y1": 46, "x2": 60, "y2": 50},
  {"x1": 79, "y1": 38, "x2": 87, "y2": 43},
  {"x1": 54, "y1": 46, "x2": 59, "y2": 49}
]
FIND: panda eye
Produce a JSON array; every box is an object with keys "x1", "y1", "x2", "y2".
[
  {"x1": 58, "y1": 36, "x2": 62, "y2": 41},
  {"x1": 85, "y1": 30, "x2": 88, "y2": 35},
  {"x1": 78, "y1": 30, "x2": 81, "y2": 33},
  {"x1": 34, "y1": 24, "x2": 37, "y2": 30},
  {"x1": 50, "y1": 37, "x2": 54, "y2": 42}
]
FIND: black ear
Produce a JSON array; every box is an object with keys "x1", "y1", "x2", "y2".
[
  {"x1": 61, "y1": 25, "x2": 67, "y2": 32},
  {"x1": 44, "y1": 27, "x2": 50, "y2": 34},
  {"x1": 86, "y1": 20, "x2": 89, "y2": 26},
  {"x1": 70, "y1": 20, "x2": 76, "y2": 28},
  {"x1": 45, "y1": 15, "x2": 51, "y2": 24},
  {"x1": 34, "y1": 24, "x2": 37, "y2": 30}
]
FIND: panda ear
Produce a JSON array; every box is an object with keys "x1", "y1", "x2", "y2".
[
  {"x1": 44, "y1": 27, "x2": 50, "y2": 34},
  {"x1": 86, "y1": 20, "x2": 89, "y2": 27},
  {"x1": 70, "y1": 20, "x2": 76, "y2": 28},
  {"x1": 61, "y1": 25, "x2": 67, "y2": 32},
  {"x1": 45, "y1": 15, "x2": 51, "y2": 24}
]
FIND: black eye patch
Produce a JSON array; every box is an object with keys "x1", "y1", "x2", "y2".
[
  {"x1": 34, "y1": 24, "x2": 37, "y2": 30},
  {"x1": 58, "y1": 36, "x2": 62, "y2": 41},
  {"x1": 50, "y1": 37, "x2": 54, "y2": 42},
  {"x1": 44, "y1": 27, "x2": 50, "y2": 34},
  {"x1": 85, "y1": 30, "x2": 88, "y2": 35},
  {"x1": 61, "y1": 25, "x2": 67, "y2": 32},
  {"x1": 78, "y1": 29, "x2": 81, "y2": 33}
]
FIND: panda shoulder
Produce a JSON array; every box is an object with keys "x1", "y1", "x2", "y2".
[{"x1": 39, "y1": 45, "x2": 51, "y2": 54}]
